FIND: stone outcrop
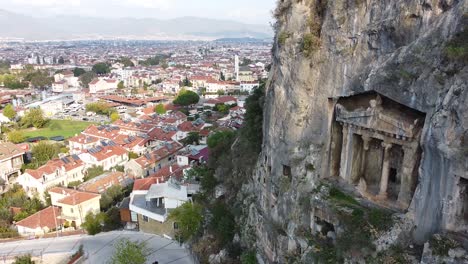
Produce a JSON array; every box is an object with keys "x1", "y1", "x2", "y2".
[{"x1": 245, "y1": 0, "x2": 468, "y2": 262}]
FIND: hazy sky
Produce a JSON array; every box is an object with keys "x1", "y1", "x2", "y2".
[{"x1": 1, "y1": 0, "x2": 277, "y2": 25}]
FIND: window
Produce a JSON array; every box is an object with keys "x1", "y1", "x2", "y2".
[
  {"x1": 70, "y1": 208, "x2": 74, "y2": 213},
  {"x1": 283, "y1": 165, "x2": 291, "y2": 176},
  {"x1": 142, "y1": 215, "x2": 149, "y2": 222}
]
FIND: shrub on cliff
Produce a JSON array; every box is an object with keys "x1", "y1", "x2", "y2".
[{"x1": 169, "y1": 202, "x2": 203, "y2": 242}]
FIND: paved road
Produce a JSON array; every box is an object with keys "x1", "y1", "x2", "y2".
[{"x1": 0, "y1": 231, "x2": 194, "y2": 264}]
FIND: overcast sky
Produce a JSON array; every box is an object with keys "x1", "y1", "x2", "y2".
[{"x1": 1, "y1": 0, "x2": 277, "y2": 25}]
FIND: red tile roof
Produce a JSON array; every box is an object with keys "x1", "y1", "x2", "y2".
[
  {"x1": 133, "y1": 142, "x2": 182, "y2": 168},
  {"x1": 148, "y1": 164, "x2": 189, "y2": 182},
  {"x1": 148, "y1": 128, "x2": 177, "y2": 142},
  {"x1": 133, "y1": 177, "x2": 158, "y2": 191},
  {"x1": 177, "y1": 121, "x2": 204, "y2": 132},
  {"x1": 25, "y1": 156, "x2": 84, "y2": 180},
  {"x1": 78, "y1": 171, "x2": 132, "y2": 194},
  {"x1": 85, "y1": 145, "x2": 128, "y2": 162},
  {"x1": 0, "y1": 142, "x2": 25, "y2": 162},
  {"x1": 15, "y1": 206, "x2": 63, "y2": 230},
  {"x1": 49, "y1": 187, "x2": 101, "y2": 205}
]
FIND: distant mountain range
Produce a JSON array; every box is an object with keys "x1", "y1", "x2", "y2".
[{"x1": 0, "y1": 9, "x2": 273, "y2": 41}]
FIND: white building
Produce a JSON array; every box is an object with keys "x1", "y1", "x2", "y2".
[
  {"x1": 78, "y1": 145, "x2": 129, "y2": 171},
  {"x1": 52, "y1": 80, "x2": 69, "y2": 93},
  {"x1": 54, "y1": 71, "x2": 79, "y2": 88},
  {"x1": 129, "y1": 177, "x2": 195, "y2": 236},
  {"x1": 89, "y1": 79, "x2": 118, "y2": 94},
  {"x1": 17, "y1": 156, "x2": 85, "y2": 201},
  {"x1": 240, "y1": 81, "x2": 259, "y2": 94}
]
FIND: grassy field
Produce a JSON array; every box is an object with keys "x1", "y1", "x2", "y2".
[{"x1": 22, "y1": 119, "x2": 96, "y2": 139}]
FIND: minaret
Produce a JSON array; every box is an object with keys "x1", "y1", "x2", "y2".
[{"x1": 234, "y1": 55, "x2": 239, "y2": 82}]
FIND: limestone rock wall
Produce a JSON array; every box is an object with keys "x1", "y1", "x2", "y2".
[{"x1": 251, "y1": 0, "x2": 467, "y2": 262}]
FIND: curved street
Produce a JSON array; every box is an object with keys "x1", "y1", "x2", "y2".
[{"x1": 0, "y1": 231, "x2": 194, "y2": 264}]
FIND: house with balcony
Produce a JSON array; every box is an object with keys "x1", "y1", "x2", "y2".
[
  {"x1": 49, "y1": 187, "x2": 101, "y2": 228},
  {"x1": 129, "y1": 178, "x2": 190, "y2": 237},
  {"x1": 17, "y1": 155, "x2": 85, "y2": 200},
  {"x1": 0, "y1": 142, "x2": 25, "y2": 188}
]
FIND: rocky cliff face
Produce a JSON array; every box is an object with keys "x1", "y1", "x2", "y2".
[{"x1": 247, "y1": 0, "x2": 467, "y2": 262}]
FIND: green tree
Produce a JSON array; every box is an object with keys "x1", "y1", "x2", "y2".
[
  {"x1": 73, "y1": 68, "x2": 86, "y2": 77},
  {"x1": 117, "y1": 81, "x2": 125, "y2": 89},
  {"x1": 3, "y1": 104, "x2": 16, "y2": 120},
  {"x1": 118, "y1": 57, "x2": 135, "y2": 67},
  {"x1": 81, "y1": 212, "x2": 103, "y2": 235},
  {"x1": 100, "y1": 185, "x2": 124, "y2": 211},
  {"x1": 128, "y1": 152, "x2": 139, "y2": 159},
  {"x1": 2, "y1": 75, "x2": 28, "y2": 89},
  {"x1": 138, "y1": 54, "x2": 169, "y2": 66},
  {"x1": 31, "y1": 142, "x2": 60, "y2": 166},
  {"x1": 102, "y1": 207, "x2": 123, "y2": 231},
  {"x1": 86, "y1": 102, "x2": 116, "y2": 116},
  {"x1": 210, "y1": 201, "x2": 236, "y2": 246},
  {"x1": 7, "y1": 130, "x2": 25, "y2": 144},
  {"x1": 215, "y1": 103, "x2": 229, "y2": 114},
  {"x1": 85, "y1": 165, "x2": 104, "y2": 181},
  {"x1": 161, "y1": 60, "x2": 169, "y2": 69},
  {"x1": 154, "y1": 103, "x2": 166, "y2": 114},
  {"x1": 109, "y1": 238, "x2": 150, "y2": 264},
  {"x1": 182, "y1": 77, "x2": 192, "y2": 87},
  {"x1": 241, "y1": 81, "x2": 265, "y2": 153},
  {"x1": 21, "y1": 108, "x2": 48, "y2": 128},
  {"x1": 182, "y1": 132, "x2": 200, "y2": 145},
  {"x1": 79, "y1": 72, "x2": 97, "y2": 88},
  {"x1": 207, "y1": 130, "x2": 236, "y2": 168},
  {"x1": 169, "y1": 202, "x2": 203, "y2": 242},
  {"x1": 185, "y1": 166, "x2": 217, "y2": 194},
  {"x1": 110, "y1": 112, "x2": 120, "y2": 122},
  {"x1": 29, "y1": 72, "x2": 52, "y2": 88},
  {"x1": 173, "y1": 90, "x2": 200, "y2": 106},
  {"x1": 241, "y1": 251, "x2": 257, "y2": 264},
  {"x1": 240, "y1": 57, "x2": 253, "y2": 66},
  {"x1": 0, "y1": 60, "x2": 10, "y2": 74},
  {"x1": 207, "y1": 131, "x2": 235, "y2": 149},
  {"x1": 13, "y1": 254, "x2": 35, "y2": 264},
  {"x1": 92, "y1": 63, "x2": 110, "y2": 75}
]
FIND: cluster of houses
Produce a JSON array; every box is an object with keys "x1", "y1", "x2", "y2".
[
  {"x1": 1, "y1": 94, "x2": 249, "y2": 239},
  {"x1": 49, "y1": 56, "x2": 262, "y2": 96}
]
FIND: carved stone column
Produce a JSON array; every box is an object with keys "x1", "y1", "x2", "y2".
[
  {"x1": 339, "y1": 124, "x2": 354, "y2": 182},
  {"x1": 351, "y1": 135, "x2": 371, "y2": 184},
  {"x1": 398, "y1": 144, "x2": 418, "y2": 208},
  {"x1": 378, "y1": 142, "x2": 393, "y2": 199}
]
